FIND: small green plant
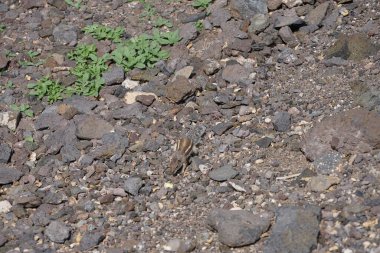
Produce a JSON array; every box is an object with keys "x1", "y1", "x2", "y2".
[
  {"x1": 140, "y1": 3, "x2": 156, "y2": 19},
  {"x1": 10, "y1": 103, "x2": 34, "y2": 117},
  {"x1": 83, "y1": 24, "x2": 125, "y2": 43},
  {"x1": 192, "y1": 0, "x2": 212, "y2": 9},
  {"x1": 6, "y1": 81, "x2": 14, "y2": 89},
  {"x1": 151, "y1": 29, "x2": 181, "y2": 45},
  {"x1": 27, "y1": 76, "x2": 66, "y2": 103},
  {"x1": 64, "y1": 0, "x2": 82, "y2": 9},
  {"x1": 0, "y1": 24, "x2": 5, "y2": 33},
  {"x1": 195, "y1": 20, "x2": 204, "y2": 31},
  {"x1": 5, "y1": 50, "x2": 16, "y2": 58},
  {"x1": 19, "y1": 50, "x2": 44, "y2": 68},
  {"x1": 153, "y1": 17, "x2": 173, "y2": 28},
  {"x1": 24, "y1": 136, "x2": 34, "y2": 143},
  {"x1": 67, "y1": 44, "x2": 109, "y2": 96}
]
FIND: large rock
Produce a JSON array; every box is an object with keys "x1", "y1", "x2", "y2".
[
  {"x1": 264, "y1": 205, "x2": 321, "y2": 253},
  {"x1": 75, "y1": 115, "x2": 114, "y2": 140},
  {"x1": 207, "y1": 209, "x2": 271, "y2": 247},
  {"x1": 230, "y1": 0, "x2": 268, "y2": 20},
  {"x1": 301, "y1": 108, "x2": 380, "y2": 161},
  {"x1": 0, "y1": 164, "x2": 23, "y2": 185}
]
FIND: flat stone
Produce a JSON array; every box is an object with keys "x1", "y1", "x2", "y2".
[
  {"x1": 273, "y1": 111, "x2": 291, "y2": 132},
  {"x1": 163, "y1": 238, "x2": 196, "y2": 253},
  {"x1": 124, "y1": 176, "x2": 144, "y2": 196},
  {"x1": 207, "y1": 209, "x2": 271, "y2": 247},
  {"x1": 124, "y1": 91, "x2": 157, "y2": 105},
  {"x1": 75, "y1": 115, "x2": 114, "y2": 140},
  {"x1": 263, "y1": 205, "x2": 321, "y2": 253},
  {"x1": 102, "y1": 66, "x2": 125, "y2": 86},
  {"x1": 267, "y1": 0, "x2": 282, "y2": 11},
  {"x1": 274, "y1": 15, "x2": 305, "y2": 29},
  {"x1": 63, "y1": 96, "x2": 98, "y2": 114},
  {"x1": 301, "y1": 108, "x2": 380, "y2": 161},
  {"x1": 309, "y1": 175, "x2": 340, "y2": 192},
  {"x1": 0, "y1": 143, "x2": 12, "y2": 163},
  {"x1": 57, "y1": 103, "x2": 78, "y2": 120},
  {"x1": 209, "y1": 164, "x2": 238, "y2": 182},
  {"x1": 222, "y1": 63, "x2": 251, "y2": 84},
  {"x1": 0, "y1": 164, "x2": 23, "y2": 185},
  {"x1": 34, "y1": 111, "x2": 67, "y2": 131},
  {"x1": 230, "y1": 0, "x2": 268, "y2": 20},
  {"x1": 61, "y1": 144, "x2": 81, "y2": 163},
  {"x1": 255, "y1": 137, "x2": 273, "y2": 148},
  {"x1": 173, "y1": 66, "x2": 194, "y2": 81},
  {"x1": 325, "y1": 33, "x2": 379, "y2": 61},
  {"x1": 79, "y1": 231, "x2": 106, "y2": 251},
  {"x1": 165, "y1": 76, "x2": 196, "y2": 103},
  {"x1": 313, "y1": 151, "x2": 342, "y2": 175},
  {"x1": 305, "y1": 1, "x2": 330, "y2": 26},
  {"x1": 22, "y1": 0, "x2": 44, "y2": 9},
  {"x1": 179, "y1": 23, "x2": 198, "y2": 44},
  {"x1": 112, "y1": 103, "x2": 146, "y2": 119},
  {"x1": 249, "y1": 13, "x2": 270, "y2": 35},
  {"x1": 282, "y1": 0, "x2": 302, "y2": 8},
  {"x1": 45, "y1": 221, "x2": 71, "y2": 243},
  {"x1": 278, "y1": 26, "x2": 299, "y2": 48},
  {"x1": 53, "y1": 24, "x2": 77, "y2": 45},
  {"x1": 213, "y1": 122, "x2": 233, "y2": 136}
]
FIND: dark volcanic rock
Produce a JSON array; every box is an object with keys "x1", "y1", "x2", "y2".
[
  {"x1": 75, "y1": 115, "x2": 114, "y2": 140},
  {"x1": 263, "y1": 205, "x2": 321, "y2": 253},
  {"x1": 45, "y1": 221, "x2": 71, "y2": 243},
  {"x1": 79, "y1": 231, "x2": 106, "y2": 251},
  {"x1": 0, "y1": 164, "x2": 23, "y2": 185},
  {"x1": 301, "y1": 108, "x2": 380, "y2": 161},
  {"x1": 207, "y1": 209, "x2": 271, "y2": 247}
]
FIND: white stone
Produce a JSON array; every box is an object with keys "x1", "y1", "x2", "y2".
[{"x1": 0, "y1": 200, "x2": 12, "y2": 213}]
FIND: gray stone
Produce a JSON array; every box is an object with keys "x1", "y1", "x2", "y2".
[
  {"x1": 22, "y1": 0, "x2": 44, "y2": 9},
  {"x1": 0, "y1": 164, "x2": 23, "y2": 185},
  {"x1": 208, "y1": 2, "x2": 231, "y2": 27},
  {"x1": 255, "y1": 137, "x2": 272, "y2": 148},
  {"x1": 351, "y1": 82, "x2": 380, "y2": 112},
  {"x1": 79, "y1": 231, "x2": 105, "y2": 251},
  {"x1": 313, "y1": 151, "x2": 342, "y2": 175},
  {"x1": 278, "y1": 26, "x2": 299, "y2": 48},
  {"x1": 203, "y1": 59, "x2": 221, "y2": 75},
  {"x1": 75, "y1": 115, "x2": 114, "y2": 140},
  {"x1": 34, "y1": 112, "x2": 67, "y2": 131},
  {"x1": 267, "y1": 0, "x2": 282, "y2": 10},
  {"x1": 112, "y1": 103, "x2": 146, "y2": 119},
  {"x1": 222, "y1": 63, "x2": 251, "y2": 84},
  {"x1": 0, "y1": 233, "x2": 7, "y2": 247},
  {"x1": 165, "y1": 76, "x2": 196, "y2": 103},
  {"x1": 0, "y1": 143, "x2": 12, "y2": 163},
  {"x1": 301, "y1": 108, "x2": 380, "y2": 161},
  {"x1": 282, "y1": 0, "x2": 302, "y2": 8},
  {"x1": 102, "y1": 66, "x2": 125, "y2": 86},
  {"x1": 209, "y1": 164, "x2": 238, "y2": 181},
  {"x1": 263, "y1": 205, "x2": 321, "y2": 253},
  {"x1": 274, "y1": 15, "x2": 305, "y2": 29},
  {"x1": 45, "y1": 221, "x2": 71, "y2": 243},
  {"x1": 207, "y1": 209, "x2": 271, "y2": 247},
  {"x1": 273, "y1": 111, "x2": 291, "y2": 132},
  {"x1": 309, "y1": 175, "x2": 340, "y2": 192},
  {"x1": 53, "y1": 24, "x2": 77, "y2": 45},
  {"x1": 179, "y1": 23, "x2": 198, "y2": 44},
  {"x1": 305, "y1": 1, "x2": 329, "y2": 26},
  {"x1": 230, "y1": 0, "x2": 268, "y2": 20},
  {"x1": 213, "y1": 122, "x2": 233, "y2": 136},
  {"x1": 63, "y1": 96, "x2": 98, "y2": 114},
  {"x1": 61, "y1": 144, "x2": 81, "y2": 163},
  {"x1": 124, "y1": 176, "x2": 144, "y2": 196},
  {"x1": 249, "y1": 14, "x2": 270, "y2": 35}
]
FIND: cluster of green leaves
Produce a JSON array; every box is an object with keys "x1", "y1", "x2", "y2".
[
  {"x1": 19, "y1": 50, "x2": 44, "y2": 68},
  {"x1": 0, "y1": 24, "x2": 5, "y2": 33},
  {"x1": 27, "y1": 76, "x2": 66, "y2": 103},
  {"x1": 153, "y1": 17, "x2": 173, "y2": 28},
  {"x1": 140, "y1": 3, "x2": 156, "y2": 19},
  {"x1": 67, "y1": 44, "x2": 109, "y2": 96},
  {"x1": 27, "y1": 23, "x2": 182, "y2": 103},
  {"x1": 192, "y1": 0, "x2": 212, "y2": 9},
  {"x1": 83, "y1": 24, "x2": 125, "y2": 43},
  {"x1": 195, "y1": 20, "x2": 204, "y2": 31},
  {"x1": 10, "y1": 103, "x2": 34, "y2": 117},
  {"x1": 111, "y1": 29, "x2": 180, "y2": 72},
  {"x1": 64, "y1": 0, "x2": 82, "y2": 9}
]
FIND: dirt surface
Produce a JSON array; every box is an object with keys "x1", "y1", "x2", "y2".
[{"x1": 0, "y1": 0, "x2": 379, "y2": 252}]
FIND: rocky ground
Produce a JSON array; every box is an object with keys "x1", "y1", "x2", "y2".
[{"x1": 0, "y1": 0, "x2": 380, "y2": 252}]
